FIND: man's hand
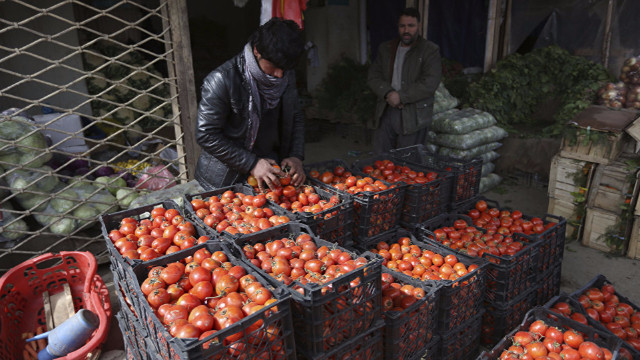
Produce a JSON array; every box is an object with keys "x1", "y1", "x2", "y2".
[
  {"x1": 251, "y1": 158, "x2": 284, "y2": 191},
  {"x1": 385, "y1": 91, "x2": 402, "y2": 108},
  {"x1": 281, "y1": 157, "x2": 305, "y2": 187}
]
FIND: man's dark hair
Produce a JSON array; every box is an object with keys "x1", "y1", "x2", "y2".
[
  {"x1": 250, "y1": 18, "x2": 304, "y2": 70},
  {"x1": 400, "y1": 7, "x2": 421, "y2": 23}
]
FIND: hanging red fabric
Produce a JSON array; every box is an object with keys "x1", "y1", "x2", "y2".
[{"x1": 272, "y1": 0, "x2": 307, "y2": 29}]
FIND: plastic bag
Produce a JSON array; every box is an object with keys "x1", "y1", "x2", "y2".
[
  {"x1": 433, "y1": 83, "x2": 459, "y2": 114},
  {"x1": 0, "y1": 202, "x2": 28, "y2": 242},
  {"x1": 478, "y1": 151, "x2": 500, "y2": 164},
  {"x1": 625, "y1": 85, "x2": 640, "y2": 109},
  {"x1": 596, "y1": 82, "x2": 627, "y2": 109},
  {"x1": 479, "y1": 173, "x2": 502, "y2": 193},
  {"x1": 135, "y1": 165, "x2": 177, "y2": 191},
  {"x1": 620, "y1": 56, "x2": 640, "y2": 85},
  {"x1": 481, "y1": 162, "x2": 495, "y2": 177},
  {"x1": 0, "y1": 109, "x2": 51, "y2": 169},
  {"x1": 432, "y1": 108, "x2": 497, "y2": 135},
  {"x1": 437, "y1": 142, "x2": 502, "y2": 160},
  {"x1": 428, "y1": 125, "x2": 508, "y2": 150}
]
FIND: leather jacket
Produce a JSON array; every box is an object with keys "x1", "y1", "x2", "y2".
[{"x1": 194, "y1": 52, "x2": 305, "y2": 189}]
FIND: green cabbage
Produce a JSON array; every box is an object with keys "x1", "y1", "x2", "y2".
[
  {"x1": 73, "y1": 204, "x2": 100, "y2": 227},
  {"x1": 51, "y1": 188, "x2": 79, "y2": 213}
]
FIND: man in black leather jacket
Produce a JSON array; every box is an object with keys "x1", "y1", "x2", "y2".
[{"x1": 194, "y1": 18, "x2": 306, "y2": 190}]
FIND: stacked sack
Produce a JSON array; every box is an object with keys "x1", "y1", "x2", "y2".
[
  {"x1": 597, "y1": 55, "x2": 640, "y2": 109},
  {"x1": 428, "y1": 85, "x2": 508, "y2": 193}
]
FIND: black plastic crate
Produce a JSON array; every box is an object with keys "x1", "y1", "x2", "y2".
[
  {"x1": 389, "y1": 144, "x2": 482, "y2": 208},
  {"x1": 477, "y1": 307, "x2": 623, "y2": 360},
  {"x1": 248, "y1": 182, "x2": 354, "y2": 247},
  {"x1": 382, "y1": 269, "x2": 440, "y2": 360},
  {"x1": 351, "y1": 154, "x2": 452, "y2": 229},
  {"x1": 100, "y1": 200, "x2": 214, "y2": 269},
  {"x1": 228, "y1": 222, "x2": 383, "y2": 359},
  {"x1": 480, "y1": 287, "x2": 536, "y2": 347},
  {"x1": 183, "y1": 183, "x2": 292, "y2": 240},
  {"x1": 356, "y1": 227, "x2": 487, "y2": 332},
  {"x1": 535, "y1": 264, "x2": 562, "y2": 306},
  {"x1": 116, "y1": 241, "x2": 297, "y2": 360},
  {"x1": 121, "y1": 324, "x2": 143, "y2": 360},
  {"x1": 452, "y1": 196, "x2": 567, "y2": 275},
  {"x1": 116, "y1": 297, "x2": 151, "y2": 357},
  {"x1": 418, "y1": 214, "x2": 538, "y2": 304},
  {"x1": 298, "y1": 320, "x2": 384, "y2": 360},
  {"x1": 439, "y1": 310, "x2": 484, "y2": 360},
  {"x1": 570, "y1": 274, "x2": 640, "y2": 358},
  {"x1": 304, "y1": 159, "x2": 406, "y2": 240}
]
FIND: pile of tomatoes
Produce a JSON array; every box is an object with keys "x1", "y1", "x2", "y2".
[
  {"x1": 360, "y1": 159, "x2": 438, "y2": 185},
  {"x1": 465, "y1": 200, "x2": 554, "y2": 237},
  {"x1": 249, "y1": 183, "x2": 341, "y2": 218},
  {"x1": 429, "y1": 218, "x2": 527, "y2": 258},
  {"x1": 381, "y1": 272, "x2": 427, "y2": 311},
  {"x1": 497, "y1": 317, "x2": 617, "y2": 360},
  {"x1": 139, "y1": 248, "x2": 287, "y2": 356},
  {"x1": 308, "y1": 165, "x2": 394, "y2": 195},
  {"x1": 369, "y1": 235, "x2": 478, "y2": 282},
  {"x1": 190, "y1": 191, "x2": 291, "y2": 236},
  {"x1": 574, "y1": 284, "x2": 640, "y2": 353},
  {"x1": 107, "y1": 207, "x2": 209, "y2": 261},
  {"x1": 240, "y1": 233, "x2": 368, "y2": 292}
]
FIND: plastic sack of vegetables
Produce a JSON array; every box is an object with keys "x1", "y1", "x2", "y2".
[
  {"x1": 596, "y1": 82, "x2": 627, "y2": 109},
  {"x1": 0, "y1": 201, "x2": 28, "y2": 244},
  {"x1": 480, "y1": 173, "x2": 502, "y2": 193},
  {"x1": 437, "y1": 142, "x2": 501, "y2": 160},
  {"x1": 33, "y1": 203, "x2": 77, "y2": 235},
  {"x1": 478, "y1": 151, "x2": 500, "y2": 164},
  {"x1": 625, "y1": 85, "x2": 640, "y2": 109},
  {"x1": 432, "y1": 108, "x2": 498, "y2": 135},
  {"x1": 428, "y1": 125, "x2": 508, "y2": 150},
  {"x1": 433, "y1": 83, "x2": 459, "y2": 114},
  {"x1": 620, "y1": 56, "x2": 640, "y2": 85},
  {"x1": 6, "y1": 166, "x2": 60, "y2": 211},
  {"x1": 135, "y1": 164, "x2": 176, "y2": 191},
  {"x1": 481, "y1": 162, "x2": 495, "y2": 177},
  {"x1": 0, "y1": 108, "x2": 51, "y2": 169}
]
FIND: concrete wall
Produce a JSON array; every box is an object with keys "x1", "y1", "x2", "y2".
[{"x1": 305, "y1": 1, "x2": 363, "y2": 93}]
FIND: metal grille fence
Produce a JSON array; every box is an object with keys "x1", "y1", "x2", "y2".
[{"x1": 0, "y1": 0, "x2": 194, "y2": 272}]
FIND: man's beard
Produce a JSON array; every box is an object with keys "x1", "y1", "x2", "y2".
[{"x1": 400, "y1": 32, "x2": 417, "y2": 45}]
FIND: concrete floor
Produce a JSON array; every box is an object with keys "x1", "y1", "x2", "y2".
[{"x1": 95, "y1": 123, "x2": 640, "y2": 357}]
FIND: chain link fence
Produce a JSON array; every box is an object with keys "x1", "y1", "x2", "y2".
[{"x1": 0, "y1": 0, "x2": 193, "y2": 272}]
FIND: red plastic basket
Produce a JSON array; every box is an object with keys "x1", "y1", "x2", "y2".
[{"x1": 0, "y1": 251, "x2": 112, "y2": 360}]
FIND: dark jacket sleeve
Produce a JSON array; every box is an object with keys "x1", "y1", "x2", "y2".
[
  {"x1": 288, "y1": 74, "x2": 305, "y2": 161},
  {"x1": 398, "y1": 43, "x2": 442, "y2": 105},
  {"x1": 367, "y1": 42, "x2": 394, "y2": 100},
  {"x1": 195, "y1": 71, "x2": 258, "y2": 174}
]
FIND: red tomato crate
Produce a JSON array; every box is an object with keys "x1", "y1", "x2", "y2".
[
  {"x1": 304, "y1": 159, "x2": 406, "y2": 241},
  {"x1": 100, "y1": 200, "x2": 214, "y2": 279},
  {"x1": 351, "y1": 154, "x2": 452, "y2": 229},
  {"x1": 452, "y1": 196, "x2": 567, "y2": 275},
  {"x1": 381, "y1": 268, "x2": 440, "y2": 360},
  {"x1": 389, "y1": 144, "x2": 482, "y2": 209},
  {"x1": 116, "y1": 242, "x2": 296, "y2": 360},
  {"x1": 418, "y1": 213, "x2": 538, "y2": 304},
  {"x1": 480, "y1": 286, "x2": 536, "y2": 347},
  {"x1": 569, "y1": 274, "x2": 640, "y2": 358},
  {"x1": 0, "y1": 251, "x2": 112, "y2": 360},
  {"x1": 248, "y1": 181, "x2": 355, "y2": 248},
  {"x1": 439, "y1": 309, "x2": 484, "y2": 360},
  {"x1": 356, "y1": 227, "x2": 487, "y2": 333},
  {"x1": 184, "y1": 183, "x2": 291, "y2": 240},
  {"x1": 227, "y1": 222, "x2": 383, "y2": 359},
  {"x1": 477, "y1": 307, "x2": 623, "y2": 360}
]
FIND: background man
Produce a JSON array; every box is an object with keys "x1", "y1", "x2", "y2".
[
  {"x1": 368, "y1": 7, "x2": 442, "y2": 153},
  {"x1": 195, "y1": 18, "x2": 306, "y2": 191}
]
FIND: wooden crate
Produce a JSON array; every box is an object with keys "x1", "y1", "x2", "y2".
[
  {"x1": 626, "y1": 216, "x2": 640, "y2": 260},
  {"x1": 560, "y1": 131, "x2": 627, "y2": 165},
  {"x1": 587, "y1": 157, "x2": 640, "y2": 215},
  {"x1": 547, "y1": 154, "x2": 594, "y2": 203},
  {"x1": 547, "y1": 197, "x2": 581, "y2": 240},
  {"x1": 581, "y1": 207, "x2": 626, "y2": 253}
]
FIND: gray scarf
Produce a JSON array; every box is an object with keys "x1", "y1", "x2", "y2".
[{"x1": 243, "y1": 43, "x2": 288, "y2": 149}]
